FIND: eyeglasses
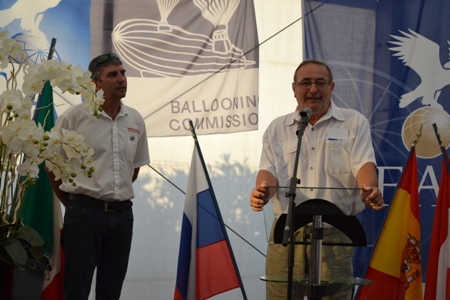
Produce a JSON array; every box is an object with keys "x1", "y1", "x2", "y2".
[
  {"x1": 90, "y1": 53, "x2": 120, "y2": 73},
  {"x1": 295, "y1": 80, "x2": 331, "y2": 89}
]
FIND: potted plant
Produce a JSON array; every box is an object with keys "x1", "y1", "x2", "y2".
[{"x1": 0, "y1": 30, "x2": 103, "y2": 297}]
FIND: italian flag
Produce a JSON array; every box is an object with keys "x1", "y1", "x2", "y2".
[
  {"x1": 22, "y1": 81, "x2": 64, "y2": 299},
  {"x1": 356, "y1": 147, "x2": 422, "y2": 300}
]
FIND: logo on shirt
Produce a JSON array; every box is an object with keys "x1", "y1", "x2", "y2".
[
  {"x1": 128, "y1": 127, "x2": 140, "y2": 134},
  {"x1": 128, "y1": 127, "x2": 140, "y2": 141}
]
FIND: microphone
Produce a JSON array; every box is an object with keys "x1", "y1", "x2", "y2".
[
  {"x1": 296, "y1": 108, "x2": 311, "y2": 137},
  {"x1": 299, "y1": 107, "x2": 312, "y2": 122}
]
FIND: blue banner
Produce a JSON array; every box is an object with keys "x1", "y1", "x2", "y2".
[
  {"x1": 0, "y1": 0, "x2": 91, "y2": 66},
  {"x1": 303, "y1": 0, "x2": 450, "y2": 280}
]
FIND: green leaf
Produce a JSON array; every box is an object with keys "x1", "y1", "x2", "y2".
[
  {"x1": 14, "y1": 226, "x2": 45, "y2": 261},
  {"x1": 0, "y1": 237, "x2": 28, "y2": 267},
  {"x1": 14, "y1": 226, "x2": 45, "y2": 248},
  {"x1": 0, "y1": 225, "x2": 45, "y2": 266}
]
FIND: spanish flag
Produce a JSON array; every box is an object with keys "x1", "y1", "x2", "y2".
[{"x1": 357, "y1": 147, "x2": 422, "y2": 300}]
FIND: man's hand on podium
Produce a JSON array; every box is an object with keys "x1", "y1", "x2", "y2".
[
  {"x1": 361, "y1": 184, "x2": 385, "y2": 210},
  {"x1": 250, "y1": 181, "x2": 271, "y2": 212}
]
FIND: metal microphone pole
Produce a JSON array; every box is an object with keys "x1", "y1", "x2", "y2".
[{"x1": 283, "y1": 108, "x2": 311, "y2": 300}]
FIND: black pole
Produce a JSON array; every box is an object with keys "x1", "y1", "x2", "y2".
[
  {"x1": 282, "y1": 109, "x2": 310, "y2": 299},
  {"x1": 432, "y1": 123, "x2": 450, "y2": 170}
]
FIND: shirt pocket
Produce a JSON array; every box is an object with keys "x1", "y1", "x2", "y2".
[
  {"x1": 324, "y1": 139, "x2": 353, "y2": 175},
  {"x1": 126, "y1": 130, "x2": 140, "y2": 162},
  {"x1": 273, "y1": 139, "x2": 298, "y2": 180}
]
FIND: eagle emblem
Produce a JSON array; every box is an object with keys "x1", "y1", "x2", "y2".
[{"x1": 389, "y1": 29, "x2": 450, "y2": 109}]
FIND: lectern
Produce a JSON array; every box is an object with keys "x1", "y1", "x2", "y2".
[{"x1": 261, "y1": 199, "x2": 372, "y2": 299}]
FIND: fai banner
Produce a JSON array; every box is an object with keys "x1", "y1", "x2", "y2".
[
  {"x1": 0, "y1": 0, "x2": 259, "y2": 137},
  {"x1": 302, "y1": 0, "x2": 450, "y2": 280}
]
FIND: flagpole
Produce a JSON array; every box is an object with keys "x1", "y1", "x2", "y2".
[
  {"x1": 432, "y1": 123, "x2": 450, "y2": 170},
  {"x1": 188, "y1": 120, "x2": 248, "y2": 300}
]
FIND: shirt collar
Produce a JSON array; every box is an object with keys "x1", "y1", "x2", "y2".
[
  {"x1": 118, "y1": 101, "x2": 129, "y2": 117},
  {"x1": 323, "y1": 101, "x2": 345, "y2": 122},
  {"x1": 285, "y1": 100, "x2": 345, "y2": 127},
  {"x1": 284, "y1": 110, "x2": 300, "y2": 126},
  {"x1": 99, "y1": 101, "x2": 129, "y2": 118}
]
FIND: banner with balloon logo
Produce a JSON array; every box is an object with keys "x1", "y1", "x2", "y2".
[{"x1": 0, "y1": 0, "x2": 259, "y2": 137}]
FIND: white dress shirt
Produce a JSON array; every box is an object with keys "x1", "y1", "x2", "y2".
[
  {"x1": 55, "y1": 102, "x2": 150, "y2": 201},
  {"x1": 259, "y1": 101, "x2": 376, "y2": 218}
]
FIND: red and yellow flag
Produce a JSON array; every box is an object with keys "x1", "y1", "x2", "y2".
[{"x1": 357, "y1": 147, "x2": 422, "y2": 300}]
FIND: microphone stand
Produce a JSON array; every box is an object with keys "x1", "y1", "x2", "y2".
[{"x1": 282, "y1": 110, "x2": 310, "y2": 300}]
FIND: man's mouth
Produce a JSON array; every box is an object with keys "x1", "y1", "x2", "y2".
[{"x1": 307, "y1": 97, "x2": 321, "y2": 101}]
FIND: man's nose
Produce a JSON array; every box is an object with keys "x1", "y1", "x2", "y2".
[
  {"x1": 118, "y1": 73, "x2": 126, "y2": 82},
  {"x1": 308, "y1": 83, "x2": 319, "y2": 92}
]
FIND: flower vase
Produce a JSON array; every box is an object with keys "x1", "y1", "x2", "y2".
[{"x1": 0, "y1": 258, "x2": 46, "y2": 300}]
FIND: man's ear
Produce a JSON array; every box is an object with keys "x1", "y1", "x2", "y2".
[{"x1": 93, "y1": 79, "x2": 101, "y2": 91}]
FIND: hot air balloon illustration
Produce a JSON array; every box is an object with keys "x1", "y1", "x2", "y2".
[
  {"x1": 111, "y1": 0, "x2": 255, "y2": 78},
  {"x1": 156, "y1": 0, "x2": 180, "y2": 32},
  {"x1": 193, "y1": 0, "x2": 240, "y2": 54}
]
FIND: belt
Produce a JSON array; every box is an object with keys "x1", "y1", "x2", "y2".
[{"x1": 68, "y1": 194, "x2": 133, "y2": 212}]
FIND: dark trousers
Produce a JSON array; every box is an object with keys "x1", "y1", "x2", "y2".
[{"x1": 62, "y1": 194, "x2": 134, "y2": 300}]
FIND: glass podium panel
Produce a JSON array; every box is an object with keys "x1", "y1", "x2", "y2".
[
  {"x1": 260, "y1": 275, "x2": 372, "y2": 286},
  {"x1": 260, "y1": 192, "x2": 376, "y2": 298},
  {"x1": 260, "y1": 275, "x2": 372, "y2": 299},
  {"x1": 263, "y1": 195, "x2": 374, "y2": 247}
]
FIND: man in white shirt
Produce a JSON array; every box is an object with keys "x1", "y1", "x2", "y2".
[
  {"x1": 48, "y1": 53, "x2": 150, "y2": 300},
  {"x1": 249, "y1": 59, "x2": 384, "y2": 300}
]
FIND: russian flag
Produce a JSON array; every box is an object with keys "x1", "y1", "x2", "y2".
[{"x1": 174, "y1": 145, "x2": 245, "y2": 300}]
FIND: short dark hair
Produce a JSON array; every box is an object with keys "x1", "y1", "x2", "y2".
[
  {"x1": 88, "y1": 53, "x2": 122, "y2": 80},
  {"x1": 293, "y1": 59, "x2": 333, "y2": 83}
]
